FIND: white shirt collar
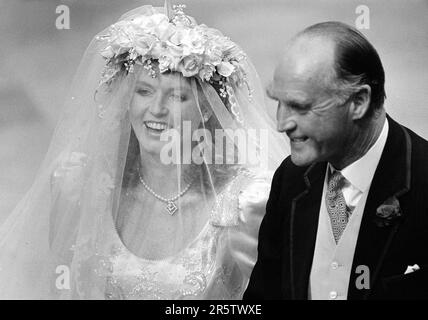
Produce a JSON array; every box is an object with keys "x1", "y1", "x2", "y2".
[{"x1": 329, "y1": 117, "x2": 389, "y2": 193}]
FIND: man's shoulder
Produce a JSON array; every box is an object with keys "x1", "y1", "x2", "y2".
[
  {"x1": 406, "y1": 125, "x2": 428, "y2": 154},
  {"x1": 389, "y1": 116, "x2": 428, "y2": 151},
  {"x1": 390, "y1": 120, "x2": 428, "y2": 191},
  {"x1": 388, "y1": 117, "x2": 428, "y2": 172},
  {"x1": 404, "y1": 125, "x2": 428, "y2": 177}
]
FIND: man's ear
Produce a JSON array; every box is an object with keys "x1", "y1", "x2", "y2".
[{"x1": 350, "y1": 85, "x2": 371, "y2": 120}]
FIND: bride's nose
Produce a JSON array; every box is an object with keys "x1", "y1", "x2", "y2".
[{"x1": 148, "y1": 94, "x2": 168, "y2": 117}]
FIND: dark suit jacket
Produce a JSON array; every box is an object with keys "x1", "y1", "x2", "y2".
[{"x1": 244, "y1": 116, "x2": 428, "y2": 300}]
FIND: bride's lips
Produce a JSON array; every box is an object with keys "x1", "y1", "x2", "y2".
[{"x1": 144, "y1": 121, "x2": 171, "y2": 135}]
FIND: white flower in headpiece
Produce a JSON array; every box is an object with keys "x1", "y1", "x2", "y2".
[
  {"x1": 133, "y1": 33, "x2": 157, "y2": 57},
  {"x1": 168, "y1": 28, "x2": 187, "y2": 47},
  {"x1": 101, "y1": 46, "x2": 115, "y2": 59},
  {"x1": 179, "y1": 54, "x2": 203, "y2": 77},
  {"x1": 186, "y1": 29, "x2": 205, "y2": 55},
  {"x1": 158, "y1": 56, "x2": 171, "y2": 73},
  {"x1": 171, "y1": 28, "x2": 205, "y2": 56},
  {"x1": 205, "y1": 44, "x2": 223, "y2": 66},
  {"x1": 159, "y1": 51, "x2": 181, "y2": 73},
  {"x1": 150, "y1": 41, "x2": 170, "y2": 61},
  {"x1": 199, "y1": 64, "x2": 216, "y2": 81},
  {"x1": 217, "y1": 61, "x2": 235, "y2": 77},
  {"x1": 155, "y1": 19, "x2": 176, "y2": 42},
  {"x1": 107, "y1": 31, "x2": 133, "y2": 56}
]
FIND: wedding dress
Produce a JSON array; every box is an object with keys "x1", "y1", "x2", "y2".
[
  {"x1": 103, "y1": 169, "x2": 272, "y2": 300},
  {"x1": 0, "y1": 4, "x2": 288, "y2": 299}
]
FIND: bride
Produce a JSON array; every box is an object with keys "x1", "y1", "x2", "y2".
[{"x1": 0, "y1": 4, "x2": 287, "y2": 299}]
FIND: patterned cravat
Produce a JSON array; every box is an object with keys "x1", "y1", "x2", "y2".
[{"x1": 326, "y1": 170, "x2": 351, "y2": 244}]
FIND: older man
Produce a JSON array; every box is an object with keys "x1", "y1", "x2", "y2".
[{"x1": 244, "y1": 22, "x2": 428, "y2": 300}]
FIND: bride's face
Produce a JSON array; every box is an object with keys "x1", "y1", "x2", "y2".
[{"x1": 130, "y1": 68, "x2": 204, "y2": 156}]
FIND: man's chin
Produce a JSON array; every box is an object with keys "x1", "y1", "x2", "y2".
[{"x1": 290, "y1": 153, "x2": 316, "y2": 167}]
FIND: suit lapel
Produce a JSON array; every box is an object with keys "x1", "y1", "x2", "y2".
[
  {"x1": 348, "y1": 116, "x2": 412, "y2": 299},
  {"x1": 288, "y1": 162, "x2": 326, "y2": 299}
]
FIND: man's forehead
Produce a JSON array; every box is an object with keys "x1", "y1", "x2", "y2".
[
  {"x1": 267, "y1": 82, "x2": 343, "y2": 112},
  {"x1": 266, "y1": 82, "x2": 310, "y2": 103}
]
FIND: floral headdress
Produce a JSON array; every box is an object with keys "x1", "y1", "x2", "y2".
[{"x1": 96, "y1": 4, "x2": 252, "y2": 113}]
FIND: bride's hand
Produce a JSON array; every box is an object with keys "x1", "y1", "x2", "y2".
[
  {"x1": 50, "y1": 151, "x2": 88, "y2": 201},
  {"x1": 228, "y1": 171, "x2": 273, "y2": 280}
]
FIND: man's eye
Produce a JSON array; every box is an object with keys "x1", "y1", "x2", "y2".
[
  {"x1": 136, "y1": 88, "x2": 153, "y2": 96},
  {"x1": 289, "y1": 102, "x2": 310, "y2": 113}
]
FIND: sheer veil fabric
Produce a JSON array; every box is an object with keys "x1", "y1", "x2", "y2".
[{"x1": 0, "y1": 5, "x2": 288, "y2": 299}]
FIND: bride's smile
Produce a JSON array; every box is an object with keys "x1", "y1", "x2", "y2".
[{"x1": 144, "y1": 120, "x2": 170, "y2": 133}]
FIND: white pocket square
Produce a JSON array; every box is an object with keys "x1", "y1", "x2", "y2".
[{"x1": 404, "y1": 264, "x2": 420, "y2": 274}]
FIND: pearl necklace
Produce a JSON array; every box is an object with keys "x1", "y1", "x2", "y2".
[{"x1": 138, "y1": 172, "x2": 193, "y2": 215}]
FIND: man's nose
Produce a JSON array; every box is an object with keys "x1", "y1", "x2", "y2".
[
  {"x1": 276, "y1": 103, "x2": 297, "y2": 133},
  {"x1": 149, "y1": 94, "x2": 168, "y2": 117}
]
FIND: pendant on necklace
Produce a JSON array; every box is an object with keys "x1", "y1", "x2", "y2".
[{"x1": 166, "y1": 200, "x2": 178, "y2": 215}]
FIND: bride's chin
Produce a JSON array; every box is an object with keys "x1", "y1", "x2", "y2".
[{"x1": 139, "y1": 138, "x2": 164, "y2": 153}]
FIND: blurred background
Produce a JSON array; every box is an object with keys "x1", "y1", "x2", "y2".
[{"x1": 1, "y1": 0, "x2": 427, "y2": 222}]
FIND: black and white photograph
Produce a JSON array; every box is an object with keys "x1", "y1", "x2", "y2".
[{"x1": 0, "y1": 0, "x2": 427, "y2": 305}]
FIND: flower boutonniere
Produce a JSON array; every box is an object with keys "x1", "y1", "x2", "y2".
[{"x1": 374, "y1": 196, "x2": 403, "y2": 227}]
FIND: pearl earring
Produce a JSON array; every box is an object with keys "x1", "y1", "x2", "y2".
[{"x1": 203, "y1": 114, "x2": 210, "y2": 122}]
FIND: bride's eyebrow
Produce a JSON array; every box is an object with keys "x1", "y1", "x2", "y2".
[
  {"x1": 136, "y1": 80, "x2": 154, "y2": 88},
  {"x1": 166, "y1": 83, "x2": 193, "y2": 93},
  {"x1": 164, "y1": 87, "x2": 192, "y2": 96}
]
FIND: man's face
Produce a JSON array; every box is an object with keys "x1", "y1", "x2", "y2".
[{"x1": 269, "y1": 37, "x2": 353, "y2": 167}]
